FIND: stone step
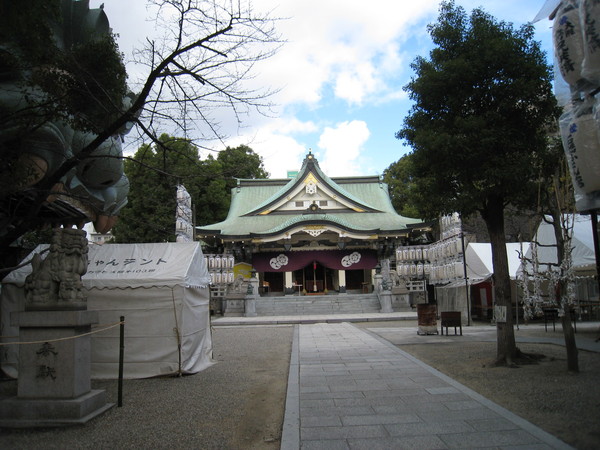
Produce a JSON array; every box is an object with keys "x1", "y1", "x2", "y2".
[{"x1": 254, "y1": 294, "x2": 383, "y2": 316}]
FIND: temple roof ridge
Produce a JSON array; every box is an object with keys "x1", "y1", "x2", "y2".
[
  {"x1": 255, "y1": 213, "x2": 373, "y2": 235},
  {"x1": 243, "y1": 152, "x2": 380, "y2": 216}
]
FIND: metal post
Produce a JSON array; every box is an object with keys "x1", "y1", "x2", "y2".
[
  {"x1": 591, "y1": 211, "x2": 600, "y2": 297},
  {"x1": 461, "y1": 231, "x2": 471, "y2": 326},
  {"x1": 118, "y1": 316, "x2": 124, "y2": 407}
]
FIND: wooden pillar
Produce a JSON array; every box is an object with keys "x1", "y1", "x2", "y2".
[
  {"x1": 338, "y1": 270, "x2": 346, "y2": 293},
  {"x1": 284, "y1": 271, "x2": 293, "y2": 295}
]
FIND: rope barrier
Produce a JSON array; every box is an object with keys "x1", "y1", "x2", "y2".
[{"x1": 0, "y1": 320, "x2": 124, "y2": 347}]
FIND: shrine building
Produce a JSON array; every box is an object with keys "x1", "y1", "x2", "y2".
[{"x1": 196, "y1": 152, "x2": 430, "y2": 295}]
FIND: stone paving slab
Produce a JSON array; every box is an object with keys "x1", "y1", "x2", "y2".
[
  {"x1": 281, "y1": 322, "x2": 573, "y2": 450},
  {"x1": 211, "y1": 311, "x2": 417, "y2": 326}
]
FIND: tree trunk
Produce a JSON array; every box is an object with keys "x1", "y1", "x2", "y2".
[
  {"x1": 481, "y1": 197, "x2": 517, "y2": 365},
  {"x1": 549, "y1": 209, "x2": 579, "y2": 373},
  {"x1": 561, "y1": 307, "x2": 579, "y2": 372}
]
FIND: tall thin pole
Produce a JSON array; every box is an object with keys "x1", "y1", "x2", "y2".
[
  {"x1": 590, "y1": 211, "x2": 600, "y2": 296},
  {"x1": 461, "y1": 231, "x2": 471, "y2": 326},
  {"x1": 118, "y1": 316, "x2": 124, "y2": 407}
]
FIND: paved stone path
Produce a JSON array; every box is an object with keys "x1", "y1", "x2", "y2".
[{"x1": 281, "y1": 322, "x2": 572, "y2": 450}]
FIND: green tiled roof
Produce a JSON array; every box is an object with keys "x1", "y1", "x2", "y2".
[{"x1": 197, "y1": 153, "x2": 424, "y2": 239}]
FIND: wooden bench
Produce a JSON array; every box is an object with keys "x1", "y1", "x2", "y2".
[
  {"x1": 542, "y1": 307, "x2": 577, "y2": 332},
  {"x1": 440, "y1": 311, "x2": 462, "y2": 336}
]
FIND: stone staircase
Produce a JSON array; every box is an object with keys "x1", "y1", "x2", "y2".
[{"x1": 254, "y1": 293, "x2": 384, "y2": 316}]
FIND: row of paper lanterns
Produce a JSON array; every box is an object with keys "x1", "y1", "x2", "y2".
[
  {"x1": 439, "y1": 213, "x2": 462, "y2": 240},
  {"x1": 428, "y1": 238, "x2": 465, "y2": 262},
  {"x1": 428, "y1": 261, "x2": 465, "y2": 283},
  {"x1": 397, "y1": 237, "x2": 464, "y2": 263},
  {"x1": 396, "y1": 263, "x2": 430, "y2": 278},
  {"x1": 209, "y1": 270, "x2": 235, "y2": 285},
  {"x1": 396, "y1": 246, "x2": 429, "y2": 262},
  {"x1": 205, "y1": 254, "x2": 235, "y2": 270}
]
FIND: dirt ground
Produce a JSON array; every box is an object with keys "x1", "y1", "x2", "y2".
[
  {"x1": 0, "y1": 325, "x2": 293, "y2": 449},
  {"x1": 1, "y1": 321, "x2": 599, "y2": 449},
  {"x1": 360, "y1": 320, "x2": 600, "y2": 450}
]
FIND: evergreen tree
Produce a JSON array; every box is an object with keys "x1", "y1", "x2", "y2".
[
  {"x1": 382, "y1": 154, "x2": 420, "y2": 218},
  {"x1": 112, "y1": 135, "x2": 198, "y2": 243},
  {"x1": 112, "y1": 138, "x2": 267, "y2": 242},
  {"x1": 397, "y1": 1, "x2": 558, "y2": 365}
]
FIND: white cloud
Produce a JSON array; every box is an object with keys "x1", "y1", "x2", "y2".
[
  {"x1": 98, "y1": 0, "x2": 553, "y2": 182},
  {"x1": 253, "y1": 133, "x2": 308, "y2": 178},
  {"x1": 221, "y1": 117, "x2": 317, "y2": 178},
  {"x1": 316, "y1": 120, "x2": 370, "y2": 176},
  {"x1": 254, "y1": 0, "x2": 440, "y2": 108},
  {"x1": 334, "y1": 63, "x2": 378, "y2": 105}
]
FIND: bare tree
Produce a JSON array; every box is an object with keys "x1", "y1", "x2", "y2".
[{"x1": 0, "y1": 0, "x2": 281, "y2": 268}]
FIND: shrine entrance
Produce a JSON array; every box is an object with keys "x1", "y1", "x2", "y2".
[
  {"x1": 345, "y1": 268, "x2": 367, "y2": 291},
  {"x1": 294, "y1": 262, "x2": 334, "y2": 294}
]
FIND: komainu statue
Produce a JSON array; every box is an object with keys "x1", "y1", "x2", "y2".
[{"x1": 24, "y1": 228, "x2": 89, "y2": 310}]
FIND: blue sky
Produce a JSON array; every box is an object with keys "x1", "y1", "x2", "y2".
[{"x1": 98, "y1": 1, "x2": 556, "y2": 179}]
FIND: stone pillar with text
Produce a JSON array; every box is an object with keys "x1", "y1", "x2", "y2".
[{"x1": 0, "y1": 228, "x2": 113, "y2": 427}]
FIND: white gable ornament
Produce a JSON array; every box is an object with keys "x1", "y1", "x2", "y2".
[
  {"x1": 306, "y1": 181, "x2": 317, "y2": 195},
  {"x1": 305, "y1": 227, "x2": 325, "y2": 237}
]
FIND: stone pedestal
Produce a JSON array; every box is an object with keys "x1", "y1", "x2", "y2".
[
  {"x1": 379, "y1": 290, "x2": 393, "y2": 313},
  {"x1": 0, "y1": 310, "x2": 113, "y2": 427},
  {"x1": 244, "y1": 296, "x2": 257, "y2": 317},
  {"x1": 373, "y1": 273, "x2": 382, "y2": 292},
  {"x1": 244, "y1": 277, "x2": 258, "y2": 317},
  {"x1": 222, "y1": 294, "x2": 245, "y2": 316}
]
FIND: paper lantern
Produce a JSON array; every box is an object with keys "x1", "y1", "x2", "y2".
[{"x1": 554, "y1": 1, "x2": 585, "y2": 87}]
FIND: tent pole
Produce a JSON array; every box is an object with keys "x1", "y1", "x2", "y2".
[
  {"x1": 118, "y1": 316, "x2": 124, "y2": 407},
  {"x1": 461, "y1": 230, "x2": 471, "y2": 326},
  {"x1": 590, "y1": 211, "x2": 600, "y2": 297},
  {"x1": 171, "y1": 289, "x2": 182, "y2": 376}
]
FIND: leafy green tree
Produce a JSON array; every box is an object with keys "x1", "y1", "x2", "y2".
[
  {"x1": 112, "y1": 138, "x2": 267, "y2": 242},
  {"x1": 382, "y1": 154, "x2": 420, "y2": 218},
  {"x1": 397, "y1": 1, "x2": 558, "y2": 365},
  {"x1": 111, "y1": 135, "x2": 199, "y2": 243}
]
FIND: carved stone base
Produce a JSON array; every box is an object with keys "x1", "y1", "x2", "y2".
[
  {"x1": 222, "y1": 297, "x2": 245, "y2": 316},
  {"x1": 379, "y1": 290, "x2": 393, "y2": 313},
  {"x1": 0, "y1": 310, "x2": 113, "y2": 427},
  {"x1": 0, "y1": 390, "x2": 113, "y2": 427},
  {"x1": 244, "y1": 297, "x2": 257, "y2": 317}
]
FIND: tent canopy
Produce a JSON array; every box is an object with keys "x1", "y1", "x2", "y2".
[
  {"x1": 519, "y1": 214, "x2": 597, "y2": 274},
  {"x1": 1, "y1": 242, "x2": 213, "y2": 379},
  {"x1": 84, "y1": 242, "x2": 211, "y2": 289},
  {"x1": 2, "y1": 242, "x2": 211, "y2": 289},
  {"x1": 464, "y1": 242, "x2": 527, "y2": 285}
]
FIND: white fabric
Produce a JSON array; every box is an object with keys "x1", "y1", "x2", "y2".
[
  {"x1": 533, "y1": 0, "x2": 561, "y2": 22},
  {"x1": 85, "y1": 242, "x2": 211, "y2": 289},
  {"x1": 1, "y1": 242, "x2": 213, "y2": 379},
  {"x1": 464, "y1": 242, "x2": 526, "y2": 284},
  {"x1": 521, "y1": 214, "x2": 597, "y2": 274}
]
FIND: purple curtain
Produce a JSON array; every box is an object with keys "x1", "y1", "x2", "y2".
[{"x1": 252, "y1": 249, "x2": 378, "y2": 272}]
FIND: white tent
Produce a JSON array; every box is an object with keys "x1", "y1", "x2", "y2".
[
  {"x1": 517, "y1": 215, "x2": 599, "y2": 305},
  {"x1": 520, "y1": 214, "x2": 597, "y2": 275},
  {"x1": 435, "y1": 242, "x2": 529, "y2": 321},
  {"x1": 466, "y1": 242, "x2": 527, "y2": 283},
  {"x1": 1, "y1": 242, "x2": 213, "y2": 379}
]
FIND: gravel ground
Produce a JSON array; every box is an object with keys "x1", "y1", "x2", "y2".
[
  {"x1": 0, "y1": 325, "x2": 293, "y2": 450},
  {"x1": 1, "y1": 320, "x2": 599, "y2": 449}
]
